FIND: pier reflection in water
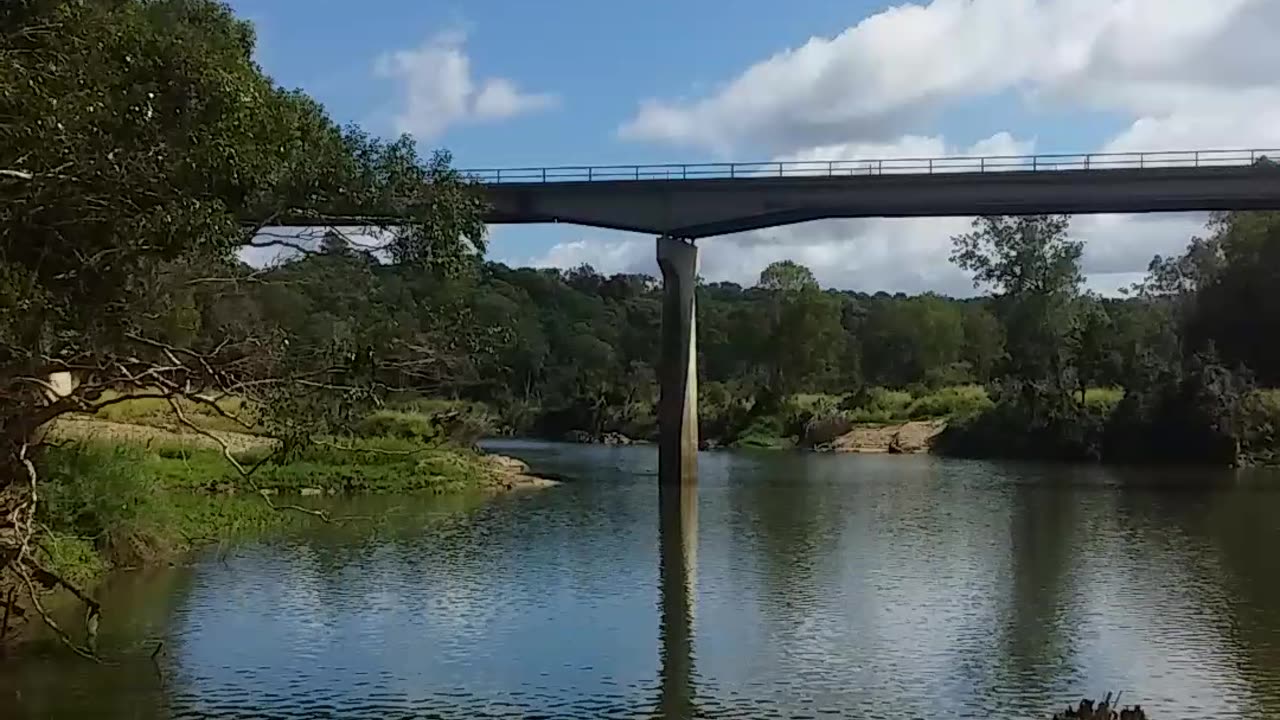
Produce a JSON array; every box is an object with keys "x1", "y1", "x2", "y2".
[{"x1": 658, "y1": 480, "x2": 698, "y2": 719}]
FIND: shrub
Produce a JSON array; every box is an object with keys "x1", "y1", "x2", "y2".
[
  {"x1": 905, "y1": 385, "x2": 992, "y2": 419},
  {"x1": 38, "y1": 444, "x2": 158, "y2": 542},
  {"x1": 730, "y1": 414, "x2": 793, "y2": 449},
  {"x1": 1243, "y1": 389, "x2": 1280, "y2": 463},
  {"x1": 839, "y1": 387, "x2": 914, "y2": 424},
  {"x1": 357, "y1": 410, "x2": 441, "y2": 443},
  {"x1": 1083, "y1": 387, "x2": 1124, "y2": 415},
  {"x1": 935, "y1": 383, "x2": 1106, "y2": 461}
]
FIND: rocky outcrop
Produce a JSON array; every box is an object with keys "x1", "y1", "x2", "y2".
[
  {"x1": 562, "y1": 430, "x2": 634, "y2": 446},
  {"x1": 823, "y1": 419, "x2": 946, "y2": 454},
  {"x1": 482, "y1": 454, "x2": 559, "y2": 491}
]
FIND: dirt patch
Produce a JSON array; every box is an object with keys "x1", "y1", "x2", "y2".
[
  {"x1": 47, "y1": 415, "x2": 274, "y2": 454},
  {"x1": 827, "y1": 419, "x2": 946, "y2": 454}
]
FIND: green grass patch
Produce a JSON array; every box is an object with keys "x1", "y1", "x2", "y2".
[
  {"x1": 92, "y1": 388, "x2": 256, "y2": 434},
  {"x1": 34, "y1": 430, "x2": 504, "y2": 587},
  {"x1": 841, "y1": 387, "x2": 915, "y2": 424},
  {"x1": 144, "y1": 435, "x2": 497, "y2": 495},
  {"x1": 905, "y1": 385, "x2": 992, "y2": 420},
  {"x1": 36, "y1": 443, "x2": 294, "y2": 583},
  {"x1": 1083, "y1": 386, "x2": 1124, "y2": 414}
]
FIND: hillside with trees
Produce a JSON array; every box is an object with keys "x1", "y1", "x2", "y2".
[{"x1": 194, "y1": 210, "x2": 1280, "y2": 465}]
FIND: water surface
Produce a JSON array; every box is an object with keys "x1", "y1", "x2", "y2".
[{"x1": 4, "y1": 441, "x2": 1280, "y2": 718}]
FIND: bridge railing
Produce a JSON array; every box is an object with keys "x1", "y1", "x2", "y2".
[{"x1": 462, "y1": 148, "x2": 1280, "y2": 184}]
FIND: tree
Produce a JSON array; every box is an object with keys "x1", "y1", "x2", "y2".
[
  {"x1": 758, "y1": 260, "x2": 818, "y2": 293},
  {"x1": 0, "y1": 0, "x2": 490, "y2": 651},
  {"x1": 861, "y1": 295, "x2": 966, "y2": 388},
  {"x1": 960, "y1": 303, "x2": 1004, "y2": 384},
  {"x1": 951, "y1": 216, "x2": 1084, "y2": 397},
  {"x1": 754, "y1": 261, "x2": 841, "y2": 405},
  {"x1": 1071, "y1": 296, "x2": 1120, "y2": 402}
]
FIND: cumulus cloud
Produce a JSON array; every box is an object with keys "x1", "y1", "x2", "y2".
[
  {"x1": 553, "y1": 0, "x2": 1280, "y2": 295},
  {"x1": 376, "y1": 32, "x2": 556, "y2": 140},
  {"x1": 619, "y1": 0, "x2": 1279, "y2": 155}
]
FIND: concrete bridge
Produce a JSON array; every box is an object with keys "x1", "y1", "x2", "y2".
[{"x1": 463, "y1": 149, "x2": 1280, "y2": 487}]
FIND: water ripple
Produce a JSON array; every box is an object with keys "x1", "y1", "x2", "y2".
[{"x1": 4, "y1": 445, "x2": 1280, "y2": 719}]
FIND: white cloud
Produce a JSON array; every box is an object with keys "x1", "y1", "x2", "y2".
[
  {"x1": 376, "y1": 32, "x2": 556, "y2": 140},
  {"x1": 580, "y1": 0, "x2": 1280, "y2": 295},
  {"x1": 618, "y1": 0, "x2": 1278, "y2": 155},
  {"x1": 473, "y1": 78, "x2": 556, "y2": 120}
]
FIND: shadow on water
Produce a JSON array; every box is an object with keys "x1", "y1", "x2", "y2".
[{"x1": 0, "y1": 564, "x2": 198, "y2": 719}]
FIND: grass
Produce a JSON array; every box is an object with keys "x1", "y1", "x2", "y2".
[
  {"x1": 35, "y1": 435, "x2": 505, "y2": 586},
  {"x1": 905, "y1": 385, "x2": 993, "y2": 420},
  {"x1": 36, "y1": 443, "x2": 291, "y2": 584},
  {"x1": 34, "y1": 414, "x2": 514, "y2": 589},
  {"x1": 91, "y1": 388, "x2": 257, "y2": 434},
  {"x1": 143, "y1": 435, "x2": 499, "y2": 495},
  {"x1": 835, "y1": 386, "x2": 988, "y2": 425},
  {"x1": 1083, "y1": 386, "x2": 1124, "y2": 414}
]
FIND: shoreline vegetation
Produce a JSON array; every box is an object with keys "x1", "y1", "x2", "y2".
[
  {"x1": 5, "y1": 398, "x2": 555, "y2": 651},
  {"x1": 483, "y1": 211, "x2": 1280, "y2": 469},
  {"x1": 531, "y1": 383, "x2": 1280, "y2": 465}
]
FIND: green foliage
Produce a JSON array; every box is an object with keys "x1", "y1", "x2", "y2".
[
  {"x1": 936, "y1": 381, "x2": 1108, "y2": 461},
  {"x1": 38, "y1": 445, "x2": 158, "y2": 543},
  {"x1": 753, "y1": 261, "x2": 843, "y2": 405},
  {"x1": 34, "y1": 442, "x2": 290, "y2": 581},
  {"x1": 1083, "y1": 387, "x2": 1123, "y2": 414},
  {"x1": 841, "y1": 387, "x2": 914, "y2": 423},
  {"x1": 92, "y1": 390, "x2": 253, "y2": 434},
  {"x1": 1242, "y1": 390, "x2": 1280, "y2": 464},
  {"x1": 906, "y1": 385, "x2": 993, "y2": 420},
  {"x1": 861, "y1": 294, "x2": 967, "y2": 388},
  {"x1": 357, "y1": 411, "x2": 444, "y2": 444},
  {"x1": 731, "y1": 415, "x2": 794, "y2": 449}
]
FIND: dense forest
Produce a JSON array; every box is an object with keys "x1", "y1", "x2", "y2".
[{"x1": 195, "y1": 209, "x2": 1280, "y2": 465}]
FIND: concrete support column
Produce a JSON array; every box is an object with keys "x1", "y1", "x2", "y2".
[{"x1": 656, "y1": 236, "x2": 698, "y2": 486}]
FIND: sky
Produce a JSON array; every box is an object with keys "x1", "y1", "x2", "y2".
[{"x1": 228, "y1": 0, "x2": 1280, "y2": 296}]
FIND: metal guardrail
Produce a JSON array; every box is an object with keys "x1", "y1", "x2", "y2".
[{"x1": 462, "y1": 149, "x2": 1280, "y2": 184}]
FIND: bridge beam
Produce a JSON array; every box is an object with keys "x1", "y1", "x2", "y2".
[{"x1": 657, "y1": 236, "x2": 698, "y2": 486}]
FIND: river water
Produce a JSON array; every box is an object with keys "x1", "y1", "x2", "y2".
[{"x1": 4, "y1": 441, "x2": 1280, "y2": 718}]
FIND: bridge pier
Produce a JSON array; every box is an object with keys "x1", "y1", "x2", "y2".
[{"x1": 656, "y1": 236, "x2": 698, "y2": 487}]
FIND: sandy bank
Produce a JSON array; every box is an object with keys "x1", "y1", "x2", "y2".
[{"x1": 825, "y1": 419, "x2": 946, "y2": 454}]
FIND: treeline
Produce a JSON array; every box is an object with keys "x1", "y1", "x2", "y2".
[{"x1": 196, "y1": 209, "x2": 1280, "y2": 465}]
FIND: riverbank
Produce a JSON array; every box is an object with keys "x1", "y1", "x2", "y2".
[
  {"x1": 522, "y1": 381, "x2": 1280, "y2": 466},
  {"x1": 4, "y1": 413, "x2": 556, "y2": 651}
]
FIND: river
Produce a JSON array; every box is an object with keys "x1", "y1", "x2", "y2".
[{"x1": 4, "y1": 441, "x2": 1280, "y2": 718}]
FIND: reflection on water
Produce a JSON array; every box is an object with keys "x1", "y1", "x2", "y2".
[
  {"x1": 658, "y1": 480, "x2": 697, "y2": 720},
  {"x1": 3, "y1": 441, "x2": 1280, "y2": 718}
]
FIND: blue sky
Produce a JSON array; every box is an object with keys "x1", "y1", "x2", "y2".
[{"x1": 229, "y1": 0, "x2": 1280, "y2": 295}]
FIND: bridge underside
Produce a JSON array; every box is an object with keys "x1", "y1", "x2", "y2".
[{"x1": 482, "y1": 165, "x2": 1280, "y2": 238}]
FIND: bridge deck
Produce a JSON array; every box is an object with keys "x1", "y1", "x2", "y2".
[{"x1": 465, "y1": 149, "x2": 1280, "y2": 238}]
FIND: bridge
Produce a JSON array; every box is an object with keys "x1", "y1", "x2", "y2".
[{"x1": 462, "y1": 148, "x2": 1280, "y2": 488}]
